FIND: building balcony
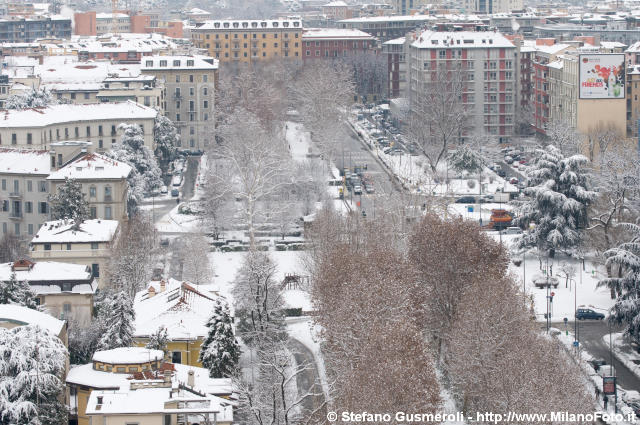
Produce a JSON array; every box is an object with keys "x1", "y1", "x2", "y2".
[
  {"x1": 8, "y1": 191, "x2": 21, "y2": 198},
  {"x1": 32, "y1": 248, "x2": 110, "y2": 259},
  {"x1": 9, "y1": 211, "x2": 22, "y2": 220}
]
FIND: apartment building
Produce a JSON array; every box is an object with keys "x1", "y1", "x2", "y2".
[
  {"x1": 67, "y1": 347, "x2": 234, "y2": 425},
  {"x1": 141, "y1": 56, "x2": 217, "y2": 151},
  {"x1": 409, "y1": 30, "x2": 518, "y2": 142},
  {"x1": 383, "y1": 36, "x2": 408, "y2": 98},
  {"x1": 0, "y1": 259, "x2": 97, "y2": 324},
  {"x1": 0, "y1": 101, "x2": 158, "y2": 151},
  {"x1": 0, "y1": 149, "x2": 51, "y2": 239},
  {"x1": 30, "y1": 219, "x2": 120, "y2": 286},
  {"x1": 302, "y1": 28, "x2": 376, "y2": 60},
  {"x1": 338, "y1": 15, "x2": 436, "y2": 43},
  {"x1": 391, "y1": 0, "x2": 430, "y2": 14},
  {"x1": 47, "y1": 153, "x2": 132, "y2": 223},
  {"x1": 464, "y1": 0, "x2": 523, "y2": 14},
  {"x1": 191, "y1": 19, "x2": 303, "y2": 63},
  {"x1": 0, "y1": 17, "x2": 71, "y2": 42},
  {"x1": 75, "y1": 11, "x2": 183, "y2": 38}
]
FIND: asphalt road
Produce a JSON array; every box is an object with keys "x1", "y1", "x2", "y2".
[
  {"x1": 288, "y1": 338, "x2": 326, "y2": 422},
  {"x1": 333, "y1": 121, "x2": 398, "y2": 214},
  {"x1": 553, "y1": 321, "x2": 640, "y2": 391}
]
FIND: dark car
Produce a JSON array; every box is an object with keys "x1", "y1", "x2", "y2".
[
  {"x1": 455, "y1": 196, "x2": 476, "y2": 204},
  {"x1": 576, "y1": 308, "x2": 605, "y2": 320},
  {"x1": 497, "y1": 170, "x2": 507, "y2": 177},
  {"x1": 628, "y1": 401, "x2": 640, "y2": 418},
  {"x1": 588, "y1": 359, "x2": 607, "y2": 372}
]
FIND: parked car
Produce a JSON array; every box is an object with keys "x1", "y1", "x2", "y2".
[
  {"x1": 497, "y1": 170, "x2": 507, "y2": 177},
  {"x1": 509, "y1": 177, "x2": 519, "y2": 185},
  {"x1": 503, "y1": 226, "x2": 523, "y2": 235},
  {"x1": 455, "y1": 196, "x2": 476, "y2": 204},
  {"x1": 504, "y1": 156, "x2": 514, "y2": 164},
  {"x1": 533, "y1": 275, "x2": 559, "y2": 288},
  {"x1": 588, "y1": 358, "x2": 607, "y2": 372},
  {"x1": 353, "y1": 185, "x2": 363, "y2": 195},
  {"x1": 171, "y1": 188, "x2": 179, "y2": 197},
  {"x1": 160, "y1": 185, "x2": 168, "y2": 194},
  {"x1": 365, "y1": 184, "x2": 375, "y2": 194},
  {"x1": 576, "y1": 308, "x2": 605, "y2": 321}
]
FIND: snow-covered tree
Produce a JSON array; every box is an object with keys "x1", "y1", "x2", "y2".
[
  {"x1": 107, "y1": 124, "x2": 162, "y2": 214},
  {"x1": 0, "y1": 324, "x2": 68, "y2": 425},
  {"x1": 96, "y1": 291, "x2": 135, "y2": 351},
  {"x1": 5, "y1": 88, "x2": 55, "y2": 110},
  {"x1": 180, "y1": 234, "x2": 213, "y2": 285},
  {"x1": 232, "y1": 251, "x2": 286, "y2": 347},
  {"x1": 67, "y1": 318, "x2": 104, "y2": 365},
  {"x1": 600, "y1": 222, "x2": 640, "y2": 338},
  {"x1": 154, "y1": 115, "x2": 179, "y2": 163},
  {"x1": 199, "y1": 298, "x2": 240, "y2": 378},
  {"x1": 106, "y1": 214, "x2": 158, "y2": 298},
  {"x1": 0, "y1": 233, "x2": 26, "y2": 263},
  {"x1": 145, "y1": 326, "x2": 169, "y2": 356},
  {"x1": 0, "y1": 272, "x2": 37, "y2": 310},
  {"x1": 515, "y1": 145, "x2": 596, "y2": 256},
  {"x1": 49, "y1": 178, "x2": 89, "y2": 228},
  {"x1": 448, "y1": 144, "x2": 486, "y2": 175}
]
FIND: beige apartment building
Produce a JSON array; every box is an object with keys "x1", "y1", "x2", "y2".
[
  {"x1": 191, "y1": 19, "x2": 303, "y2": 63},
  {"x1": 141, "y1": 56, "x2": 218, "y2": 151},
  {"x1": 30, "y1": 219, "x2": 120, "y2": 287},
  {"x1": 0, "y1": 149, "x2": 51, "y2": 239},
  {"x1": 47, "y1": 153, "x2": 132, "y2": 223},
  {"x1": 0, "y1": 101, "x2": 158, "y2": 151}
]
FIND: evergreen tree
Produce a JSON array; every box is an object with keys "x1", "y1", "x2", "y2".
[
  {"x1": 49, "y1": 178, "x2": 89, "y2": 228},
  {"x1": 154, "y1": 115, "x2": 179, "y2": 163},
  {"x1": 600, "y1": 222, "x2": 640, "y2": 338},
  {"x1": 107, "y1": 124, "x2": 163, "y2": 214},
  {"x1": 515, "y1": 145, "x2": 596, "y2": 256},
  {"x1": 0, "y1": 325, "x2": 68, "y2": 425},
  {"x1": 96, "y1": 291, "x2": 135, "y2": 351},
  {"x1": 199, "y1": 298, "x2": 240, "y2": 378},
  {"x1": 5, "y1": 88, "x2": 55, "y2": 110},
  {"x1": 0, "y1": 272, "x2": 37, "y2": 310},
  {"x1": 145, "y1": 326, "x2": 169, "y2": 356},
  {"x1": 448, "y1": 144, "x2": 485, "y2": 175}
]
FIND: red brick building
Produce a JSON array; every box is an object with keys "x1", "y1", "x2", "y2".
[{"x1": 302, "y1": 28, "x2": 376, "y2": 60}]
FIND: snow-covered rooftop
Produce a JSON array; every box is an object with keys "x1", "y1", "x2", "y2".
[
  {"x1": 32, "y1": 219, "x2": 119, "y2": 244},
  {"x1": 0, "y1": 304, "x2": 65, "y2": 336},
  {"x1": 339, "y1": 14, "x2": 436, "y2": 23},
  {"x1": 303, "y1": 27, "x2": 375, "y2": 39},
  {"x1": 0, "y1": 148, "x2": 50, "y2": 174},
  {"x1": 93, "y1": 347, "x2": 164, "y2": 364},
  {"x1": 67, "y1": 360, "x2": 233, "y2": 396},
  {"x1": 324, "y1": 0, "x2": 348, "y2": 6},
  {"x1": 0, "y1": 260, "x2": 92, "y2": 283},
  {"x1": 384, "y1": 36, "x2": 406, "y2": 45},
  {"x1": 134, "y1": 279, "x2": 220, "y2": 339},
  {"x1": 48, "y1": 153, "x2": 132, "y2": 181},
  {"x1": 196, "y1": 19, "x2": 302, "y2": 30},
  {"x1": 412, "y1": 30, "x2": 515, "y2": 49},
  {"x1": 0, "y1": 101, "x2": 157, "y2": 129}
]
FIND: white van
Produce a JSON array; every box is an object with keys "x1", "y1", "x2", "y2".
[{"x1": 172, "y1": 175, "x2": 183, "y2": 187}]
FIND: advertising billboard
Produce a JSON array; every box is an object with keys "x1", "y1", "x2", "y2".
[{"x1": 579, "y1": 54, "x2": 625, "y2": 99}]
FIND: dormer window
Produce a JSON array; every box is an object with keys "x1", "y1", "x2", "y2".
[
  {"x1": 242, "y1": 22, "x2": 248, "y2": 28},
  {"x1": 214, "y1": 22, "x2": 220, "y2": 28},
  {"x1": 261, "y1": 22, "x2": 267, "y2": 27},
  {"x1": 251, "y1": 22, "x2": 257, "y2": 28},
  {"x1": 186, "y1": 59, "x2": 194, "y2": 66},
  {"x1": 145, "y1": 60, "x2": 152, "y2": 67},
  {"x1": 232, "y1": 22, "x2": 239, "y2": 28},
  {"x1": 159, "y1": 60, "x2": 167, "y2": 67},
  {"x1": 173, "y1": 60, "x2": 180, "y2": 66},
  {"x1": 223, "y1": 22, "x2": 229, "y2": 28},
  {"x1": 272, "y1": 22, "x2": 279, "y2": 27},
  {"x1": 283, "y1": 22, "x2": 289, "y2": 27}
]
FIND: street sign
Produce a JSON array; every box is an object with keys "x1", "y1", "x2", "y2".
[
  {"x1": 551, "y1": 292, "x2": 555, "y2": 297},
  {"x1": 563, "y1": 317, "x2": 568, "y2": 323},
  {"x1": 603, "y1": 376, "x2": 616, "y2": 395},
  {"x1": 573, "y1": 341, "x2": 579, "y2": 347},
  {"x1": 467, "y1": 206, "x2": 474, "y2": 213}
]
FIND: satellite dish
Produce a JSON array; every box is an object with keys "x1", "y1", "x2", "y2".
[{"x1": 511, "y1": 17, "x2": 521, "y2": 32}]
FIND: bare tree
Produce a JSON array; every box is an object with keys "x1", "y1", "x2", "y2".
[
  {"x1": 0, "y1": 232, "x2": 27, "y2": 263},
  {"x1": 545, "y1": 119, "x2": 580, "y2": 156},
  {"x1": 293, "y1": 62, "x2": 355, "y2": 160},
  {"x1": 210, "y1": 108, "x2": 293, "y2": 247},
  {"x1": 406, "y1": 64, "x2": 470, "y2": 174},
  {"x1": 179, "y1": 234, "x2": 213, "y2": 285},
  {"x1": 585, "y1": 121, "x2": 623, "y2": 166},
  {"x1": 340, "y1": 51, "x2": 388, "y2": 102},
  {"x1": 106, "y1": 214, "x2": 159, "y2": 298}
]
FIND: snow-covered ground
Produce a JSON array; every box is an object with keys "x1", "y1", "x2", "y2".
[
  {"x1": 155, "y1": 203, "x2": 203, "y2": 233},
  {"x1": 609, "y1": 332, "x2": 640, "y2": 379}
]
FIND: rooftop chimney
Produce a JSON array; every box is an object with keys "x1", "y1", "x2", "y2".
[{"x1": 187, "y1": 370, "x2": 195, "y2": 388}]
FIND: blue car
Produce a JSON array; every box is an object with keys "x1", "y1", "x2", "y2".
[{"x1": 576, "y1": 308, "x2": 605, "y2": 320}]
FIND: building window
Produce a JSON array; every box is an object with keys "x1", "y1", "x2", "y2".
[
  {"x1": 89, "y1": 186, "x2": 96, "y2": 197},
  {"x1": 105, "y1": 206, "x2": 112, "y2": 219},
  {"x1": 90, "y1": 206, "x2": 97, "y2": 219},
  {"x1": 91, "y1": 242, "x2": 99, "y2": 250},
  {"x1": 39, "y1": 181, "x2": 47, "y2": 192},
  {"x1": 104, "y1": 186, "x2": 112, "y2": 201},
  {"x1": 44, "y1": 243, "x2": 51, "y2": 251},
  {"x1": 26, "y1": 133, "x2": 32, "y2": 144},
  {"x1": 203, "y1": 75, "x2": 208, "y2": 82},
  {"x1": 11, "y1": 134, "x2": 16, "y2": 145},
  {"x1": 172, "y1": 351, "x2": 182, "y2": 364},
  {"x1": 175, "y1": 75, "x2": 180, "y2": 83},
  {"x1": 39, "y1": 202, "x2": 48, "y2": 214},
  {"x1": 25, "y1": 202, "x2": 32, "y2": 213},
  {"x1": 91, "y1": 263, "x2": 100, "y2": 277},
  {"x1": 28, "y1": 224, "x2": 33, "y2": 235}
]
